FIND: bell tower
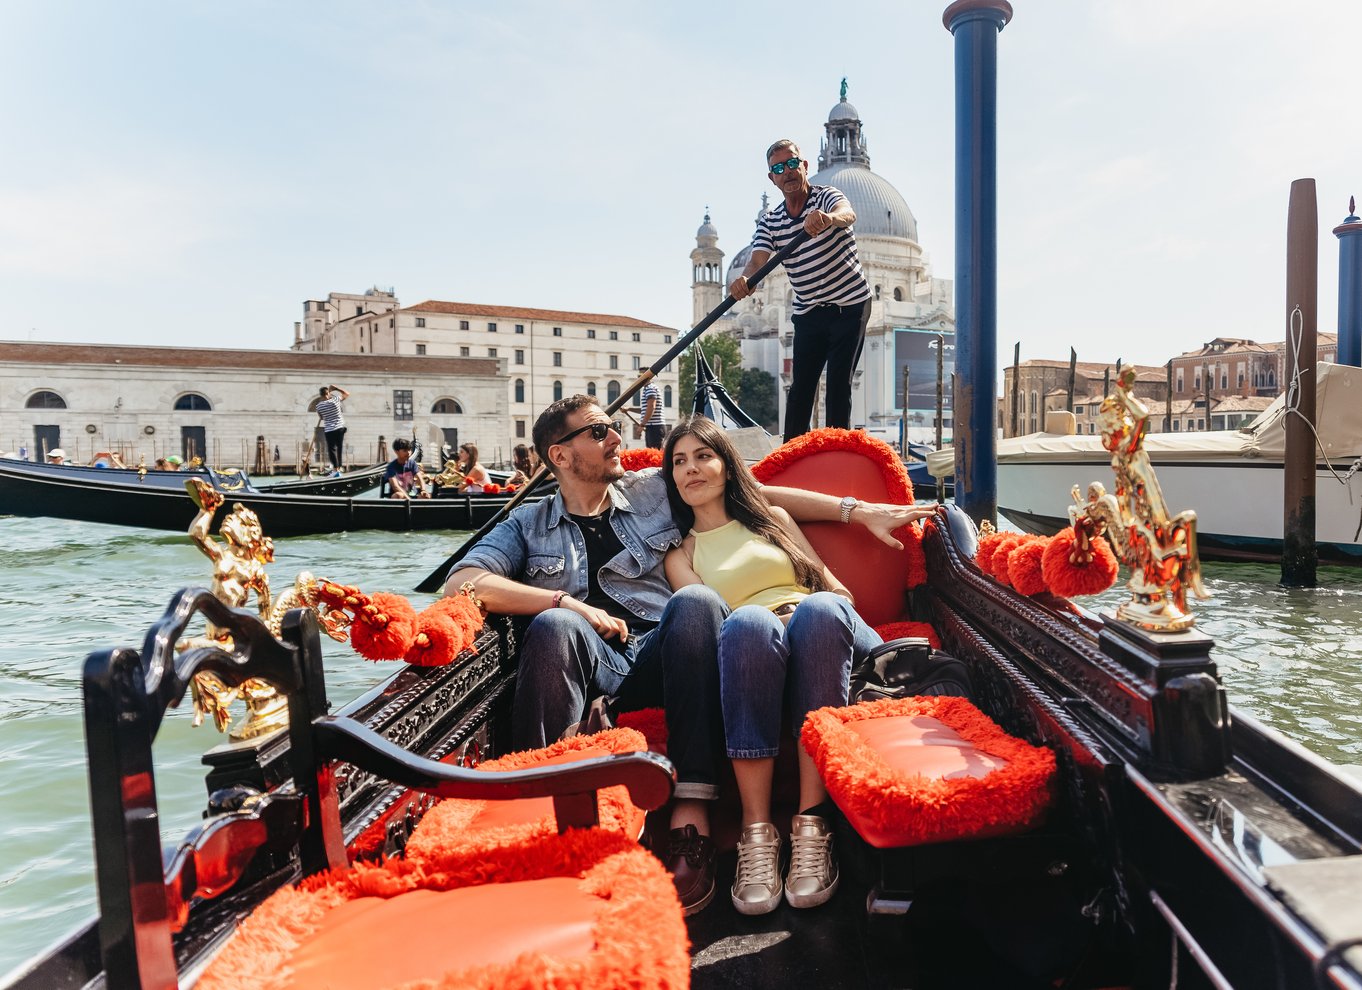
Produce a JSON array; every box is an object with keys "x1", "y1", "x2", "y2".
[
  {"x1": 690, "y1": 209, "x2": 724, "y2": 326},
  {"x1": 819, "y1": 78, "x2": 871, "y2": 170}
]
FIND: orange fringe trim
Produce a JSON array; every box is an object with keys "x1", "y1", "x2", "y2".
[
  {"x1": 802, "y1": 696, "x2": 1056, "y2": 848},
  {"x1": 873, "y1": 621, "x2": 941, "y2": 650},
  {"x1": 619, "y1": 447, "x2": 663, "y2": 471}
]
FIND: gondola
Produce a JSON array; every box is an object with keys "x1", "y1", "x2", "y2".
[
  {"x1": 0, "y1": 457, "x2": 547, "y2": 536},
  {"x1": 6, "y1": 426, "x2": 1361, "y2": 989},
  {"x1": 0, "y1": 456, "x2": 388, "y2": 499}
]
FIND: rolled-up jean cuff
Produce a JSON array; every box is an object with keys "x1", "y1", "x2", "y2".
[
  {"x1": 727, "y1": 747, "x2": 780, "y2": 760},
  {"x1": 674, "y1": 781, "x2": 720, "y2": 801}
]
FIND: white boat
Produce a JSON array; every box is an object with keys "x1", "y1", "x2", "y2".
[{"x1": 927, "y1": 362, "x2": 1362, "y2": 564}]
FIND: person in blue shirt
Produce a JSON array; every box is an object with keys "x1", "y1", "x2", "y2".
[{"x1": 384, "y1": 438, "x2": 428, "y2": 499}]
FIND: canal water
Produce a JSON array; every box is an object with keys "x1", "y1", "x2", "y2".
[{"x1": 2, "y1": 514, "x2": 1361, "y2": 973}]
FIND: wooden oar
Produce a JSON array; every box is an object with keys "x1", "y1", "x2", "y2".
[{"x1": 413, "y1": 229, "x2": 811, "y2": 593}]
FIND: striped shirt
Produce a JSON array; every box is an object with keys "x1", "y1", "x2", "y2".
[
  {"x1": 751, "y1": 185, "x2": 870, "y2": 315},
  {"x1": 640, "y1": 382, "x2": 664, "y2": 425},
  {"x1": 316, "y1": 397, "x2": 345, "y2": 432}
]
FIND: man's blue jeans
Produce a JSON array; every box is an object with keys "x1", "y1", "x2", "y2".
[
  {"x1": 718, "y1": 592, "x2": 880, "y2": 758},
  {"x1": 511, "y1": 584, "x2": 727, "y2": 800}
]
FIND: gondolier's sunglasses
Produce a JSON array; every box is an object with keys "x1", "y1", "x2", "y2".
[
  {"x1": 769, "y1": 157, "x2": 802, "y2": 175},
  {"x1": 553, "y1": 421, "x2": 622, "y2": 446}
]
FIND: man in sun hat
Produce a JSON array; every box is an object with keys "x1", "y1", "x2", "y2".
[{"x1": 46, "y1": 448, "x2": 66, "y2": 464}]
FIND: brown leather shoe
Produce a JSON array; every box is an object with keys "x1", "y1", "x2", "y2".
[{"x1": 663, "y1": 824, "x2": 716, "y2": 916}]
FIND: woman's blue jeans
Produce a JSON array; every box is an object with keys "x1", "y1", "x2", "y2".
[{"x1": 718, "y1": 592, "x2": 880, "y2": 759}]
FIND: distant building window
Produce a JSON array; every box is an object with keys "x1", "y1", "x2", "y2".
[
  {"x1": 459, "y1": 320, "x2": 469, "y2": 330},
  {"x1": 174, "y1": 393, "x2": 212, "y2": 411},
  {"x1": 1197, "y1": 418, "x2": 1204, "y2": 429},
  {"x1": 514, "y1": 379, "x2": 525, "y2": 403},
  {"x1": 487, "y1": 322, "x2": 497, "y2": 332},
  {"x1": 607, "y1": 380, "x2": 621, "y2": 404},
  {"x1": 553, "y1": 326, "x2": 563, "y2": 337},
  {"x1": 1176, "y1": 371, "x2": 1184, "y2": 393},
  {"x1": 587, "y1": 381, "x2": 597, "y2": 397},
  {"x1": 1074, "y1": 405, "x2": 1084, "y2": 415},
  {"x1": 893, "y1": 287, "x2": 903, "y2": 301},
  {"x1": 632, "y1": 332, "x2": 641, "y2": 342},
  {"x1": 515, "y1": 349, "x2": 525, "y2": 364},
  {"x1": 415, "y1": 317, "x2": 426, "y2": 328},
  {"x1": 26, "y1": 390, "x2": 66, "y2": 409},
  {"x1": 874, "y1": 285, "x2": 882, "y2": 300},
  {"x1": 553, "y1": 380, "x2": 563, "y2": 401},
  {"x1": 664, "y1": 335, "x2": 672, "y2": 343},
  {"x1": 460, "y1": 346, "x2": 470, "y2": 357},
  {"x1": 587, "y1": 329, "x2": 597, "y2": 339},
  {"x1": 431, "y1": 398, "x2": 462, "y2": 414},
  {"x1": 515, "y1": 324, "x2": 525, "y2": 334},
  {"x1": 1221, "y1": 374, "x2": 1228, "y2": 389},
  {"x1": 393, "y1": 389, "x2": 414, "y2": 421},
  {"x1": 415, "y1": 344, "x2": 427, "y2": 355},
  {"x1": 664, "y1": 385, "x2": 673, "y2": 408},
  {"x1": 632, "y1": 356, "x2": 641, "y2": 370},
  {"x1": 355, "y1": 306, "x2": 363, "y2": 316},
  {"x1": 609, "y1": 355, "x2": 618, "y2": 369},
  {"x1": 1173, "y1": 420, "x2": 1181, "y2": 431},
  {"x1": 488, "y1": 347, "x2": 498, "y2": 357},
  {"x1": 515, "y1": 420, "x2": 526, "y2": 438},
  {"x1": 609, "y1": 330, "x2": 619, "y2": 341},
  {"x1": 553, "y1": 351, "x2": 562, "y2": 367}
]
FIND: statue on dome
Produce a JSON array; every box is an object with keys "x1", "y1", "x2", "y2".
[{"x1": 840, "y1": 77, "x2": 848, "y2": 101}]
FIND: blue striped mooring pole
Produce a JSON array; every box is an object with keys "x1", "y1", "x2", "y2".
[
  {"x1": 1335, "y1": 197, "x2": 1361, "y2": 368},
  {"x1": 944, "y1": 0, "x2": 1012, "y2": 526}
]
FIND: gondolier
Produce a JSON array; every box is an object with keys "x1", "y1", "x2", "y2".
[
  {"x1": 640, "y1": 379, "x2": 666, "y2": 449},
  {"x1": 730, "y1": 139, "x2": 871, "y2": 441},
  {"x1": 313, "y1": 384, "x2": 350, "y2": 475}
]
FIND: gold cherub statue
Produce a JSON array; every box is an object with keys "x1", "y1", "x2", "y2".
[
  {"x1": 1070, "y1": 369, "x2": 1207, "y2": 631},
  {"x1": 182, "y1": 479, "x2": 351, "y2": 739}
]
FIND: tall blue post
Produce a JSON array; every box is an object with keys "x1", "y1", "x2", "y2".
[
  {"x1": 1335, "y1": 196, "x2": 1361, "y2": 368},
  {"x1": 944, "y1": 0, "x2": 1012, "y2": 526}
]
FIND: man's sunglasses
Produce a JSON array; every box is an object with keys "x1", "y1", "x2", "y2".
[
  {"x1": 552, "y1": 421, "x2": 622, "y2": 446},
  {"x1": 769, "y1": 157, "x2": 802, "y2": 175}
]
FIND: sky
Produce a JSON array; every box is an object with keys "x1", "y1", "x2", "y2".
[{"x1": 2, "y1": 0, "x2": 1358, "y2": 373}]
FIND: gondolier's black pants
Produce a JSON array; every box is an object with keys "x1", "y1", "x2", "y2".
[
  {"x1": 785, "y1": 299, "x2": 871, "y2": 441},
  {"x1": 324, "y1": 427, "x2": 346, "y2": 470}
]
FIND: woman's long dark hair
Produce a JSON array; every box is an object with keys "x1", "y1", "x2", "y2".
[
  {"x1": 663, "y1": 416, "x2": 826, "y2": 593},
  {"x1": 459, "y1": 443, "x2": 479, "y2": 470}
]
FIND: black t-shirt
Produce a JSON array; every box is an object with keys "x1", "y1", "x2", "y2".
[{"x1": 567, "y1": 508, "x2": 646, "y2": 648}]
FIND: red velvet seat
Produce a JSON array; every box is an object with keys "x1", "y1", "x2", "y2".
[
  {"x1": 404, "y1": 729, "x2": 651, "y2": 862},
  {"x1": 802, "y1": 696, "x2": 1056, "y2": 849},
  {"x1": 197, "y1": 828, "x2": 688, "y2": 990}
]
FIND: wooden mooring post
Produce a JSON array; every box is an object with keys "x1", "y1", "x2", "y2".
[{"x1": 1282, "y1": 178, "x2": 1318, "y2": 587}]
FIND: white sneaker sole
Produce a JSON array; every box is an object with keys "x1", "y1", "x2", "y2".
[
  {"x1": 732, "y1": 885, "x2": 784, "y2": 915},
  {"x1": 785, "y1": 870, "x2": 839, "y2": 909}
]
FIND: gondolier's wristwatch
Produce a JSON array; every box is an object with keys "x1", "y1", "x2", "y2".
[{"x1": 839, "y1": 496, "x2": 859, "y2": 524}]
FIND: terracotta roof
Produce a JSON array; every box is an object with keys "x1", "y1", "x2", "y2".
[
  {"x1": 404, "y1": 300, "x2": 673, "y2": 331},
  {"x1": 0, "y1": 340, "x2": 499, "y2": 375},
  {"x1": 1212, "y1": 395, "x2": 1275, "y2": 412}
]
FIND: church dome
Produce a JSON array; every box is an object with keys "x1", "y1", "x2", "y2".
[
  {"x1": 828, "y1": 98, "x2": 860, "y2": 122},
  {"x1": 810, "y1": 162, "x2": 918, "y2": 241},
  {"x1": 696, "y1": 212, "x2": 718, "y2": 240},
  {"x1": 725, "y1": 243, "x2": 753, "y2": 285}
]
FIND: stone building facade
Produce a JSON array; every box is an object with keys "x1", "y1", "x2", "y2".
[{"x1": 0, "y1": 342, "x2": 505, "y2": 470}]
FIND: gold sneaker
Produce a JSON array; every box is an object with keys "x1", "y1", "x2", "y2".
[
  {"x1": 732, "y1": 822, "x2": 783, "y2": 915},
  {"x1": 785, "y1": 814, "x2": 838, "y2": 908}
]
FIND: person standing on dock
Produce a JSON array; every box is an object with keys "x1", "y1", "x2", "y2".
[
  {"x1": 640, "y1": 379, "x2": 667, "y2": 449},
  {"x1": 313, "y1": 385, "x2": 350, "y2": 476},
  {"x1": 730, "y1": 139, "x2": 870, "y2": 441}
]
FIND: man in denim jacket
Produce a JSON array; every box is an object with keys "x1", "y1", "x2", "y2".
[{"x1": 447, "y1": 394, "x2": 932, "y2": 914}]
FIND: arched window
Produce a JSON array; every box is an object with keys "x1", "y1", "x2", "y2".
[
  {"x1": 586, "y1": 381, "x2": 597, "y2": 397},
  {"x1": 174, "y1": 393, "x2": 212, "y2": 411},
  {"x1": 431, "y1": 398, "x2": 463, "y2": 414},
  {"x1": 664, "y1": 385, "x2": 673, "y2": 408},
  {"x1": 893, "y1": 287, "x2": 903, "y2": 301},
  {"x1": 26, "y1": 390, "x2": 66, "y2": 409},
  {"x1": 514, "y1": 379, "x2": 525, "y2": 403},
  {"x1": 553, "y1": 380, "x2": 563, "y2": 402},
  {"x1": 874, "y1": 285, "x2": 882, "y2": 300},
  {"x1": 607, "y1": 380, "x2": 621, "y2": 404}
]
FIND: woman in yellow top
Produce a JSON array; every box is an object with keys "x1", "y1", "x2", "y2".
[{"x1": 663, "y1": 417, "x2": 879, "y2": 916}]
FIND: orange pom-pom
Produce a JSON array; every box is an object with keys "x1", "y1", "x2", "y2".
[
  {"x1": 619, "y1": 447, "x2": 663, "y2": 472},
  {"x1": 1041, "y1": 528, "x2": 1120, "y2": 597},
  {"x1": 975, "y1": 531, "x2": 1006, "y2": 574},
  {"x1": 482, "y1": 482, "x2": 502, "y2": 494},
  {"x1": 425, "y1": 594, "x2": 485, "y2": 658},
  {"x1": 873, "y1": 620, "x2": 942, "y2": 650},
  {"x1": 404, "y1": 610, "x2": 460, "y2": 667},
  {"x1": 349, "y1": 592, "x2": 418, "y2": 661},
  {"x1": 1008, "y1": 538, "x2": 1050, "y2": 596},
  {"x1": 988, "y1": 534, "x2": 1026, "y2": 584}
]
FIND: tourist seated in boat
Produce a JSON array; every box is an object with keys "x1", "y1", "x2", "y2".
[
  {"x1": 444, "y1": 394, "x2": 932, "y2": 915},
  {"x1": 455, "y1": 442, "x2": 491, "y2": 493},
  {"x1": 507, "y1": 442, "x2": 533, "y2": 486},
  {"x1": 46, "y1": 447, "x2": 66, "y2": 464},
  {"x1": 153, "y1": 457, "x2": 170, "y2": 470},
  {"x1": 662, "y1": 416, "x2": 879, "y2": 915},
  {"x1": 89, "y1": 450, "x2": 127, "y2": 469},
  {"x1": 384, "y1": 438, "x2": 429, "y2": 499},
  {"x1": 165, "y1": 455, "x2": 184, "y2": 470}
]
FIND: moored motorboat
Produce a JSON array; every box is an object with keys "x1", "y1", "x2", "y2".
[{"x1": 0, "y1": 456, "x2": 388, "y2": 499}]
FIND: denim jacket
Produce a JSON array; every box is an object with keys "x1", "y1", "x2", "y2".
[{"x1": 454, "y1": 469, "x2": 681, "y2": 623}]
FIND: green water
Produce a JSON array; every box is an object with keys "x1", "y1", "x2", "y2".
[{"x1": 2, "y1": 516, "x2": 1360, "y2": 973}]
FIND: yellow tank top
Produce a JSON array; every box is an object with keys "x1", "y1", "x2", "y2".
[{"x1": 691, "y1": 519, "x2": 809, "y2": 612}]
